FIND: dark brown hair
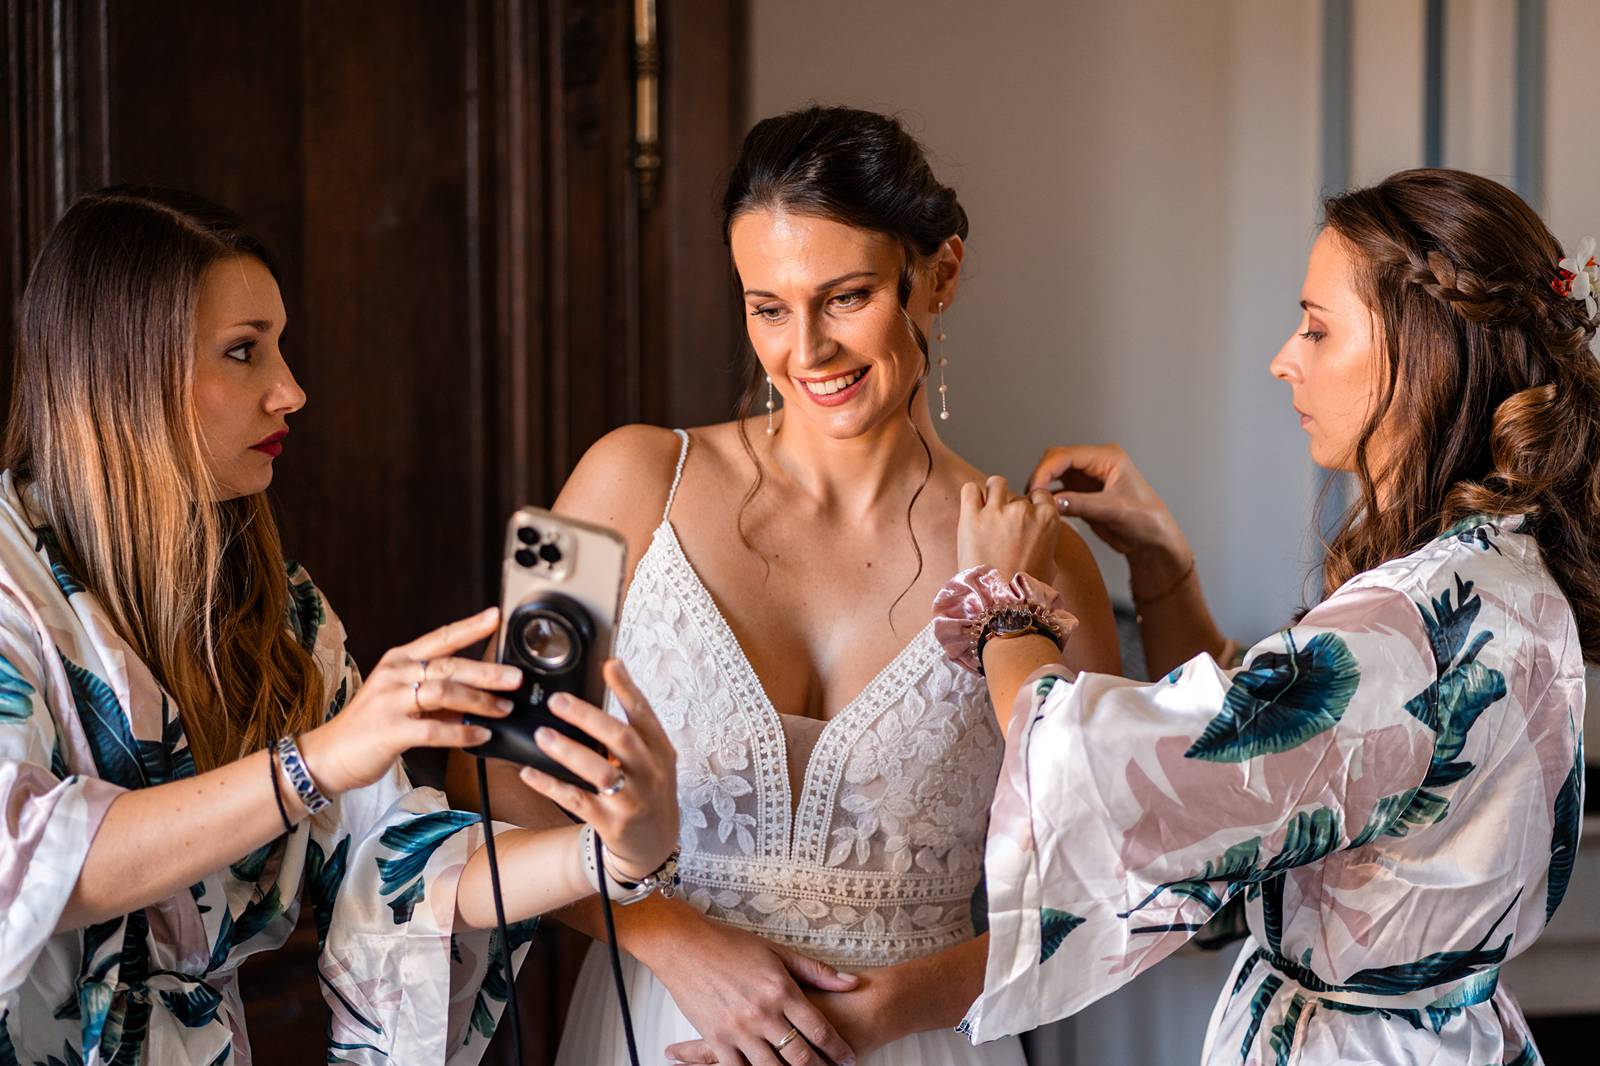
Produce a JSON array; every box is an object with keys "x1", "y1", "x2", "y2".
[
  {"x1": 721, "y1": 106, "x2": 968, "y2": 617},
  {"x1": 1320, "y1": 168, "x2": 1600, "y2": 658},
  {"x1": 6, "y1": 186, "x2": 325, "y2": 770}
]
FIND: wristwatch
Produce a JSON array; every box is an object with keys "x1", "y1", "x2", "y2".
[{"x1": 975, "y1": 605, "x2": 1061, "y2": 675}]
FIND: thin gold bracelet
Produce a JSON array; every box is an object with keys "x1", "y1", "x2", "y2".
[{"x1": 1132, "y1": 555, "x2": 1196, "y2": 623}]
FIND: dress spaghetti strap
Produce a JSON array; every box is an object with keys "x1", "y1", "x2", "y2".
[{"x1": 662, "y1": 428, "x2": 690, "y2": 522}]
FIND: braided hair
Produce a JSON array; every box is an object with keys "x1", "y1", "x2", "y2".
[{"x1": 1320, "y1": 168, "x2": 1600, "y2": 658}]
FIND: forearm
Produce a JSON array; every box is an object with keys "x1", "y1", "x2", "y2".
[
  {"x1": 62, "y1": 747, "x2": 307, "y2": 930},
  {"x1": 455, "y1": 823, "x2": 598, "y2": 928},
  {"x1": 1128, "y1": 550, "x2": 1229, "y2": 678},
  {"x1": 981, "y1": 634, "x2": 1066, "y2": 734},
  {"x1": 879, "y1": 934, "x2": 989, "y2": 1036}
]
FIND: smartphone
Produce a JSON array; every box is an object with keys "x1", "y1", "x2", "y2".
[{"x1": 465, "y1": 507, "x2": 627, "y2": 791}]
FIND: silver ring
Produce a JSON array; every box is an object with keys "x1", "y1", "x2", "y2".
[
  {"x1": 417, "y1": 659, "x2": 430, "y2": 683},
  {"x1": 411, "y1": 680, "x2": 424, "y2": 712},
  {"x1": 598, "y1": 772, "x2": 627, "y2": 796},
  {"x1": 773, "y1": 1027, "x2": 801, "y2": 1052}
]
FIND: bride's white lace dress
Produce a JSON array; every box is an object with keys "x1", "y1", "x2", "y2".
[{"x1": 556, "y1": 432, "x2": 1025, "y2": 1065}]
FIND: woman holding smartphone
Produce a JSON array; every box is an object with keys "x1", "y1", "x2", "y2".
[{"x1": 0, "y1": 186, "x2": 679, "y2": 1064}]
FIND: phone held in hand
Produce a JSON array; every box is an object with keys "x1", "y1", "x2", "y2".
[{"x1": 465, "y1": 507, "x2": 626, "y2": 791}]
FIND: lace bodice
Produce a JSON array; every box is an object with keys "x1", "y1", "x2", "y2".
[{"x1": 608, "y1": 432, "x2": 1003, "y2": 967}]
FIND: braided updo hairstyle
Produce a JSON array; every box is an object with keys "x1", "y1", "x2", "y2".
[
  {"x1": 1321, "y1": 168, "x2": 1600, "y2": 658},
  {"x1": 720, "y1": 106, "x2": 968, "y2": 616}
]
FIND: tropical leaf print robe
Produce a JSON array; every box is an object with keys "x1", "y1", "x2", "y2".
[
  {"x1": 962, "y1": 515, "x2": 1583, "y2": 1065},
  {"x1": 0, "y1": 472, "x2": 530, "y2": 1065}
]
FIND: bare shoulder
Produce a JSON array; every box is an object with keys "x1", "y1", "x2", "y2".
[{"x1": 553, "y1": 424, "x2": 686, "y2": 570}]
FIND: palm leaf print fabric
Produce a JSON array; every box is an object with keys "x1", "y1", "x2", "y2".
[
  {"x1": 964, "y1": 514, "x2": 1582, "y2": 1065},
  {"x1": 0, "y1": 471, "x2": 527, "y2": 1064}
]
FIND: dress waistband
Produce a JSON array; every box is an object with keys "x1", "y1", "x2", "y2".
[{"x1": 1253, "y1": 947, "x2": 1500, "y2": 1014}]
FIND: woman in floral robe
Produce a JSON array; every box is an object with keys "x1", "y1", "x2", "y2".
[
  {"x1": 0, "y1": 187, "x2": 680, "y2": 1064},
  {"x1": 950, "y1": 171, "x2": 1595, "y2": 1064}
]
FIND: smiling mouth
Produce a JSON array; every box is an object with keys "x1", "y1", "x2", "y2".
[{"x1": 798, "y1": 367, "x2": 868, "y2": 397}]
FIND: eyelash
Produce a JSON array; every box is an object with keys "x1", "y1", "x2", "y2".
[
  {"x1": 749, "y1": 290, "x2": 869, "y2": 321},
  {"x1": 225, "y1": 341, "x2": 255, "y2": 362},
  {"x1": 1299, "y1": 329, "x2": 1324, "y2": 342}
]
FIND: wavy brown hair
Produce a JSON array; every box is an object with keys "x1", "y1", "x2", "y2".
[
  {"x1": 721, "y1": 106, "x2": 969, "y2": 619},
  {"x1": 1319, "y1": 168, "x2": 1600, "y2": 658},
  {"x1": 5, "y1": 187, "x2": 325, "y2": 771}
]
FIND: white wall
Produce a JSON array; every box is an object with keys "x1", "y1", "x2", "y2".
[{"x1": 749, "y1": 0, "x2": 1323, "y2": 642}]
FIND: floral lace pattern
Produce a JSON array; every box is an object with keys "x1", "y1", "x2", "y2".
[{"x1": 611, "y1": 518, "x2": 1003, "y2": 968}]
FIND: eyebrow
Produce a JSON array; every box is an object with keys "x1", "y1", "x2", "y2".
[
  {"x1": 227, "y1": 319, "x2": 279, "y2": 332},
  {"x1": 1299, "y1": 300, "x2": 1329, "y2": 313},
  {"x1": 743, "y1": 270, "x2": 879, "y2": 299}
]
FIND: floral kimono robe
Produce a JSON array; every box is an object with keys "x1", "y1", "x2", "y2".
[
  {"x1": 0, "y1": 471, "x2": 531, "y2": 1065},
  {"x1": 964, "y1": 514, "x2": 1584, "y2": 1065}
]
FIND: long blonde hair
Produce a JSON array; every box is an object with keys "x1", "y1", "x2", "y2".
[{"x1": 4, "y1": 187, "x2": 325, "y2": 771}]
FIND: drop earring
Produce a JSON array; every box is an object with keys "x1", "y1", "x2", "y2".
[
  {"x1": 936, "y1": 301, "x2": 950, "y2": 421},
  {"x1": 765, "y1": 375, "x2": 776, "y2": 435}
]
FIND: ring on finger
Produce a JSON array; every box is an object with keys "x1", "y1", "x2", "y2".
[
  {"x1": 598, "y1": 771, "x2": 626, "y2": 796},
  {"x1": 412, "y1": 680, "x2": 424, "y2": 712},
  {"x1": 417, "y1": 658, "x2": 430, "y2": 684},
  {"x1": 773, "y1": 1027, "x2": 802, "y2": 1052}
]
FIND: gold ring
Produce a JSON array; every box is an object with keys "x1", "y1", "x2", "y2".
[{"x1": 773, "y1": 1027, "x2": 801, "y2": 1052}]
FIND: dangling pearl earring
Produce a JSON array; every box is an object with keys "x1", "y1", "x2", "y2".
[
  {"x1": 765, "y1": 375, "x2": 777, "y2": 435},
  {"x1": 936, "y1": 301, "x2": 950, "y2": 421}
]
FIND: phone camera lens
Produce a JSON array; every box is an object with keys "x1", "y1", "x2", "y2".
[
  {"x1": 517, "y1": 613, "x2": 579, "y2": 671},
  {"x1": 539, "y1": 543, "x2": 563, "y2": 564},
  {"x1": 515, "y1": 548, "x2": 537, "y2": 568},
  {"x1": 517, "y1": 526, "x2": 538, "y2": 545}
]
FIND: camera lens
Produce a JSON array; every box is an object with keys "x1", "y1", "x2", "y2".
[
  {"x1": 515, "y1": 548, "x2": 537, "y2": 568},
  {"x1": 539, "y1": 543, "x2": 563, "y2": 564},
  {"x1": 516, "y1": 612, "x2": 579, "y2": 671},
  {"x1": 517, "y1": 525, "x2": 538, "y2": 545}
]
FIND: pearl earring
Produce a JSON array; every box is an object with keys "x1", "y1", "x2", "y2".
[
  {"x1": 765, "y1": 376, "x2": 776, "y2": 435},
  {"x1": 936, "y1": 301, "x2": 950, "y2": 421}
]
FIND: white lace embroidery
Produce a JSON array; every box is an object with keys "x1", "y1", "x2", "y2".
[{"x1": 610, "y1": 518, "x2": 1003, "y2": 967}]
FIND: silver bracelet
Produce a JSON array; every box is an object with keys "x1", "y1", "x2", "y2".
[
  {"x1": 275, "y1": 735, "x2": 331, "y2": 816},
  {"x1": 580, "y1": 825, "x2": 678, "y2": 905}
]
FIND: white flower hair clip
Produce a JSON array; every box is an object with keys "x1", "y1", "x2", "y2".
[{"x1": 1554, "y1": 236, "x2": 1599, "y2": 318}]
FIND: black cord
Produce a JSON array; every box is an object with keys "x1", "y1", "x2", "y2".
[
  {"x1": 474, "y1": 757, "x2": 525, "y2": 1063},
  {"x1": 267, "y1": 741, "x2": 293, "y2": 835},
  {"x1": 594, "y1": 833, "x2": 642, "y2": 1066}
]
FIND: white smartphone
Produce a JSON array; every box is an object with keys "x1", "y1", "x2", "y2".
[{"x1": 465, "y1": 507, "x2": 627, "y2": 790}]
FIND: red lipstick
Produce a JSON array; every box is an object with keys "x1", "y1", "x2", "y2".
[{"x1": 251, "y1": 430, "x2": 288, "y2": 458}]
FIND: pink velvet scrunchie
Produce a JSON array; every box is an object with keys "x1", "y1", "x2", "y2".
[{"x1": 932, "y1": 565, "x2": 1079, "y2": 674}]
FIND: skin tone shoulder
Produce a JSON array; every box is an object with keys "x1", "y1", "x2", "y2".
[{"x1": 465, "y1": 208, "x2": 1120, "y2": 1066}]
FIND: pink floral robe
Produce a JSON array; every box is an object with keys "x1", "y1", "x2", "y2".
[{"x1": 963, "y1": 514, "x2": 1583, "y2": 1065}]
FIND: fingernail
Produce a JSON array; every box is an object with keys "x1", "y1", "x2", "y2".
[
  {"x1": 496, "y1": 698, "x2": 513, "y2": 713},
  {"x1": 500, "y1": 666, "x2": 524, "y2": 685},
  {"x1": 534, "y1": 726, "x2": 552, "y2": 745},
  {"x1": 472, "y1": 727, "x2": 493, "y2": 743},
  {"x1": 479, "y1": 606, "x2": 498, "y2": 619},
  {"x1": 549, "y1": 692, "x2": 570, "y2": 711}
]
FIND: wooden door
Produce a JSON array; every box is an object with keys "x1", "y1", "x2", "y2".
[{"x1": 3, "y1": 1, "x2": 746, "y2": 1060}]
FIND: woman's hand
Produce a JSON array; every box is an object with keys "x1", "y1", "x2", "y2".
[
  {"x1": 514, "y1": 660, "x2": 680, "y2": 882},
  {"x1": 1027, "y1": 443, "x2": 1191, "y2": 583},
  {"x1": 649, "y1": 917, "x2": 861, "y2": 1066},
  {"x1": 956, "y1": 475, "x2": 1059, "y2": 583},
  {"x1": 301, "y1": 607, "x2": 518, "y2": 796},
  {"x1": 668, "y1": 972, "x2": 898, "y2": 1065}
]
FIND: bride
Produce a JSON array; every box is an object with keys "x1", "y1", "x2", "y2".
[{"x1": 465, "y1": 105, "x2": 1121, "y2": 1064}]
